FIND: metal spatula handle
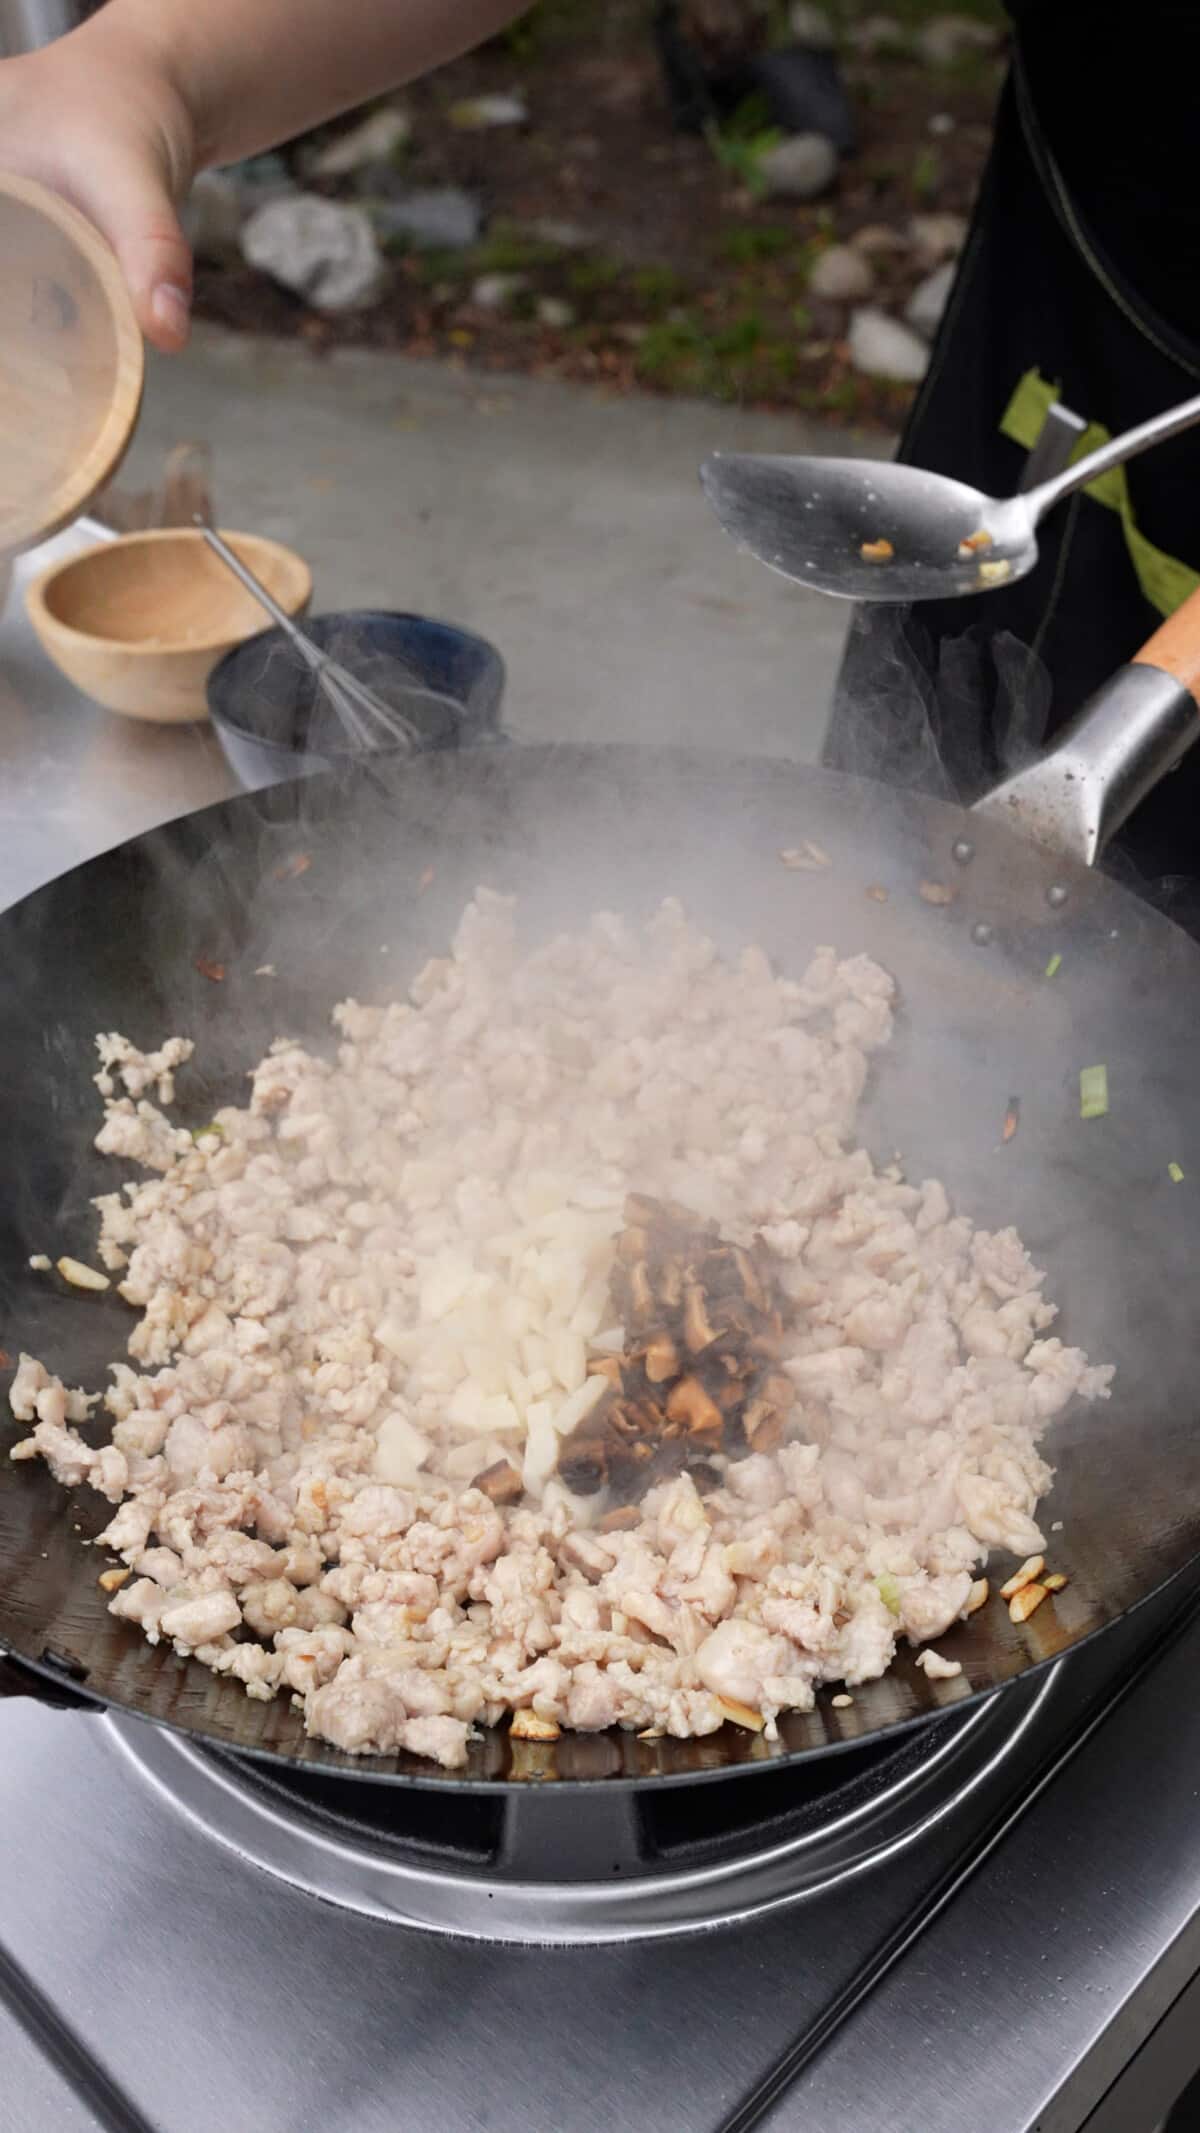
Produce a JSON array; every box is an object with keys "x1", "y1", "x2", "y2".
[{"x1": 973, "y1": 583, "x2": 1200, "y2": 865}]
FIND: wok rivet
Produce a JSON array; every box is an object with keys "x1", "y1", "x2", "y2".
[
  {"x1": 971, "y1": 922, "x2": 993, "y2": 946},
  {"x1": 1047, "y1": 884, "x2": 1069, "y2": 908},
  {"x1": 952, "y1": 838, "x2": 974, "y2": 865}
]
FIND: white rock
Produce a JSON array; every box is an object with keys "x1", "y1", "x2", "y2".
[
  {"x1": 788, "y1": 1, "x2": 835, "y2": 47},
  {"x1": 183, "y1": 172, "x2": 243, "y2": 263},
  {"x1": 449, "y1": 92, "x2": 528, "y2": 131},
  {"x1": 846, "y1": 13, "x2": 906, "y2": 55},
  {"x1": 377, "y1": 188, "x2": 482, "y2": 250},
  {"x1": 808, "y1": 243, "x2": 875, "y2": 302},
  {"x1": 848, "y1": 306, "x2": 930, "y2": 383},
  {"x1": 905, "y1": 260, "x2": 956, "y2": 341},
  {"x1": 850, "y1": 222, "x2": 909, "y2": 257},
  {"x1": 471, "y1": 272, "x2": 527, "y2": 312},
  {"x1": 528, "y1": 217, "x2": 591, "y2": 250},
  {"x1": 241, "y1": 194, "x2": 385, "y2": 312},
  {"x1": 536, "y1": 296, "x2": 575, "y2": 329},
  {"x1": 307, "y1": 106, "x2": 411, "y2": 178},
  {"x1": 757, "y1": 132, "x2": 838, "y2": 201},
  {"x1": 915, "y1": 14, "x2": 1000, "y2": 65},
  {"x1": 908, "y1": 210, "x2": 968, "y2": 263}
]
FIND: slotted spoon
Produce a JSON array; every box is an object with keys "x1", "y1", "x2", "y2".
[{"x1": 700, "y1": 391, "x2": 1200, "y2": 603}]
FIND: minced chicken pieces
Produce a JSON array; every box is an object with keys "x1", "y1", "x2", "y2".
[{"x1": 7, "y1": 894, "x2": 1112, "y2": 1766}]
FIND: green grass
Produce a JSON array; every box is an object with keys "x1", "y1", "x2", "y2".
[
  {"x1": 910, "y1": 145, "x2": 943, "y2": 200},
  {"x1": 829, "y1": 0, "x2": 1003, "y2": 26},
  {"x1": 633, "y1": 305, "x2": 799, "y2": 402},
  {"x1": 490, "y1": 0, "x2": 594, "y2": 59},
  {"x1": 630, "y1": 263, "x2": 687, "y2": 310},
  {"x1": 565, "y1": 253, "x2": 623, "y2": 295},
  {"x1": 712, "y1": 311, "x2": 765, "y2": 358},
  {"x1": 717, "y1": 225, "x2": 796, "y2": 264}
]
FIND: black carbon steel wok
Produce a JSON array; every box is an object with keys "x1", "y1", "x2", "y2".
[{"x1": 4, "y1": 725, "x2": 1200, "y2": 1791}]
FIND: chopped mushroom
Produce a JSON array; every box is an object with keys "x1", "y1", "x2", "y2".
[
  {"x1": 664, "y1": 1374, "x2": 724, "y2": 1446},
  {"x1": 683, "y1": 1282, "x2": 719, "y2": 1354},
  {"x1": 643, "y1": 1332, "x2": 681, "y2": 1384},
  {"x1": 471, "y1": 1458, "x2": 524, "y2": 1506},
  {"x1": 598, "y1": 1504, "x2": 640, "y2": 1534},
  {"x1": 556, "y1": 1195, "x2": 797, "y2": 1502}
]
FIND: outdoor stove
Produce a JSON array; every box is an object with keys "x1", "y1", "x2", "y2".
[
  {"x1": 5, "y1": 1577, "x2": 1200, "y2": 2132},
  {"x1": 4, "y1": 534, "x2": 1200, "y2": 2133}
]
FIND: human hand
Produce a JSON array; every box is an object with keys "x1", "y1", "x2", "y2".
[
  {"x1": 0, "y1": 0, "x2": 529, "y2": 356},
  {"x1": 0, "y1": 21, "x2": 196, "y2": 353}
]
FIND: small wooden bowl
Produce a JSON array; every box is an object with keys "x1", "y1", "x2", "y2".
[{"x1": 26, "y1": 529, "x2": 313, "y2": 724}]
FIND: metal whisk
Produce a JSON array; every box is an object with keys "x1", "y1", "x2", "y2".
[{"x1": 199, "y1": 521, "x2": 448, "y2": 755}]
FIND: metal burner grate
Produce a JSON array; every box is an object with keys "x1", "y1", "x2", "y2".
[{"x1": 106, "y1": 1664, "x2": 1059, "y2": 1944}]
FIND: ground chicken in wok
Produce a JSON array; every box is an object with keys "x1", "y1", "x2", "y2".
[{"x1": 8, "y1": 894, "x2": 1113, "y2": 1767}]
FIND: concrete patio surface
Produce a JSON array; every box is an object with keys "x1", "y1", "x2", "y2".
[{"x1": 127, "y1": 327, "x2": 880, "y2": 760}]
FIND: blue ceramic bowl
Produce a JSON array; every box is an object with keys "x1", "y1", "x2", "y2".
[{"x1": 206, "y1": 609, "x2": 506, "y2": 791}]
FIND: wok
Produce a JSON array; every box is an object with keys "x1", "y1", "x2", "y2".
[{"x1": 4, "y1": 609, "x2": 1200, "y2": 1792}]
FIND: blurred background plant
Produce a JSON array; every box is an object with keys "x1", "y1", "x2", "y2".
[{"x1": 188, "y1": 0, "x2": 1007, "y2": 423}]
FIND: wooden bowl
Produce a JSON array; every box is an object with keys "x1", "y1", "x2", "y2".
[
  {"x1": 26, "y1": 529, "x2": 313, "y2": 723},
  {"x1": 0, "y1": 173, "x2": 144, "y2": 555}
]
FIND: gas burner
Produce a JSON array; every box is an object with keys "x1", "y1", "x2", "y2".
[{"x1": 107, "y1": 1664, "x2": 1060, "y2": 1944}]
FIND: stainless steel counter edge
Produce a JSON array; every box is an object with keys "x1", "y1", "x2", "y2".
[
  {"x1": 0, "y1": 529, "x2": 236, "y2": 914},
  {"x1": 775, "y1": 1595, "x2": 1200, "y2": 2133}
]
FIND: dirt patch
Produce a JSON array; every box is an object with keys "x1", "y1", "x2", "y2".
[{"x1": 193, "y1": 0, "x2": 1007, "y2": 425}]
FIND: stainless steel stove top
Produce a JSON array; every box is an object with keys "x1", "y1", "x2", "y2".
[
  {"x1": 4, "y1": 537, "x2": 1200, "y2": 2133},
  {"x1": 1, "y1": 1582, "x2": 1199, "y2": 2132}
]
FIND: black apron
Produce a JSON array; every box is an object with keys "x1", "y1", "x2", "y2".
[{"x1": 824, "y1": 41, "x2": 1200, "y2": 924}]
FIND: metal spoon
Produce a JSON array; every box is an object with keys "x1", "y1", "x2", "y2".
[{"x1": 700, "y1": 392, "x2": 1200, "y2": 603}]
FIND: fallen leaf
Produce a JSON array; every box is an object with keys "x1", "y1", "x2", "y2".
[
  {"x1": 273, "y1": 852, "x2": 312, "y2": 882},
  {"x1": 195, "y1": 955, "x2": 226, "y2": 983}
]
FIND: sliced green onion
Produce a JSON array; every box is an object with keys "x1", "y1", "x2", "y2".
[
  {"x1": 1044, "y1": 952, "x2": 1062, "y2": 979},
  {"x1": 876, "y1": 1572, "x2": 901, "y2": 1617},
  {"x1": 190, "y1": 1122, "x2": 225, "y2": 1143},
  {"x1": 1079, "y1": 1065, "x2": 1109, "y2": 1120},
  {"x1": 1169, "y1": 1161, "x2": 1185, "y2": 1184}
]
